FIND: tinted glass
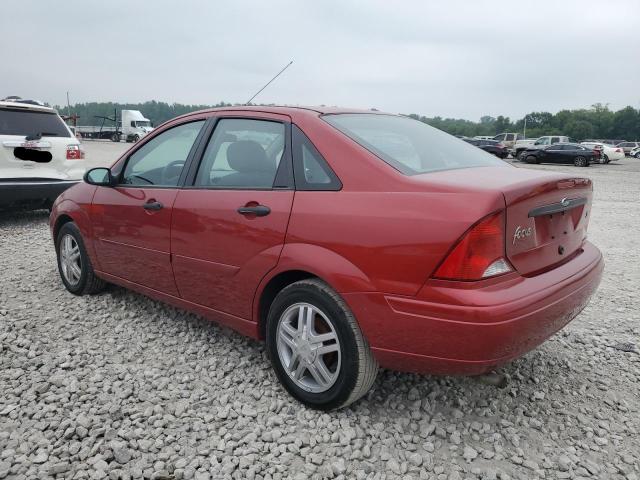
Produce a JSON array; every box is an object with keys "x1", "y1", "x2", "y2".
[
  {"x1": 0, "y1": 108, "x2": 71, "y2": 137},
  {"x1": 122, "y1": 121, "x2": 204, "y2": 187},
  {"x1": 323, "y1": 114, "x2": 504, "y2": 175},
  {"x1": 195, "y1": 119, "x2": 285, "y2": 188}
]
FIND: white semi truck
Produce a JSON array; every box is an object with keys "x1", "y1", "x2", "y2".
[{"x1": 76, "y1": 110, "x2": 154, "y2": 142}]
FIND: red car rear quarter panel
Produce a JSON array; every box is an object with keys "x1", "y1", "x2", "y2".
[{"x1": 285, "y1": 190, "x2": 505, "y2": 296}]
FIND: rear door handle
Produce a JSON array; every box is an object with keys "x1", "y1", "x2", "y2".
[
  {"x1": 143, "y1": 200, "x2": 164, "y2": 211},
  {"x1": 237, "y1": 205, "x2": 270, "y2": 217}
]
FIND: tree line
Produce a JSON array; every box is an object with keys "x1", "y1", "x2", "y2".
[
  {"x1": 408, "y1": 103, "x2": 640, "y2": 141},
  {"x1": 57, "y1": 101, "x2": 640, "y2": 141}
]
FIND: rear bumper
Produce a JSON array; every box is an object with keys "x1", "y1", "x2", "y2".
[
  {"x1": 0, "y1": 180, "x2": 79, "y2": 207},
  {"x1": 344, "y1": 242, "x2": 603, "y2": 375}
]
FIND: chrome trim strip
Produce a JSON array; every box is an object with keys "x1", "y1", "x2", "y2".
[
  {"x1": 528, "y1": 197, "x2": 588, "y2": 217},
  {"x1": 0, "y1": 180, "x2": 79, "y2": 186}
]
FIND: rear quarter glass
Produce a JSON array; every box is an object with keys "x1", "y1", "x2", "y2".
[{"x1": 322, "y1": 113, "x2": 505, "y2": 175}]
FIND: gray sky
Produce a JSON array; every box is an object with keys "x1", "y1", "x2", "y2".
[{"x1": 3, "y1": 0, "x2": 639, "y2": 121}]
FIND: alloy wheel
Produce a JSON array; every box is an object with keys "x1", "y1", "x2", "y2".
[
  {"x1": 276, "y1": 303, "x2": 341, "y2": 393},
  {"x1": 60, "y1": 234, "x2": 82, "y2": 286}
]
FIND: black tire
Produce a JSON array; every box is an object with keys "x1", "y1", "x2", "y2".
[
  {"x1": 266, "y1": 279, "x2": 378, "y2": 410},
  {"x1": 574, "y1": 156, "x2": 588, "y2": 167},
  {"x1": 602, "y1": 154, "x2": 609, "y2": 164},
  {"x1": 55, "y1": 222, "x2": 107, "y2": 295},
  {"x1": 133, "y1": 135, "x2": 140, "y2": 142},
  {"x1": 110, "y1": 133, "x2": 120, "y2": 142},
  {"x1": 634, "y1": 153, "x2": 640, "y2": 159},
  {"x1": 517, "y1": 150, "x2": 527, "y2": 161},
  {"x1": 525, "y1": 155, "x2": 538, "y2": 164}
]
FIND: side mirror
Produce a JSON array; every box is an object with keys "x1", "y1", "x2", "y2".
[{"x1": 84, "y1": 167, "x2": 114, "y2": 187}]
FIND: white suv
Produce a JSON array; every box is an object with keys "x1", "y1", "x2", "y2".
[{"x1": 1, "y1": 98, "x2": 85, "y2": 210}]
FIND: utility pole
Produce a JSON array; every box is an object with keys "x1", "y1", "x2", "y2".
[
  {"x1": 523, "y1": 115, "x2": 527, "y2": 139},
  {"x1": 66, "y1": 91, "x2": 71, "y2": 117}
]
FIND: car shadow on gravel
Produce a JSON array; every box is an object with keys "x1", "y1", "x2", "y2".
[
  {"x1": 0, "y1": 208, "x2": 50, "y2": 227},
  {"x1": 99, "y1": 283, "x2": 572, "y2": 416}
]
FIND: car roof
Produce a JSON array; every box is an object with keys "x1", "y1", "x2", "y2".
[
  {"x1": 0, "y1": 100, "x2": 56, "y2": 113},
  {"x1": 177, "y1": 105, "x2": 394, "y2": 122}
]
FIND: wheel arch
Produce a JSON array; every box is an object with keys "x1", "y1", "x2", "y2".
[
  {"x1": 53, "y1": 213, "x2": 75, "y2": 240},
  {"x1": 254, "y1": 243, "x2": 376, "y2": 340}
]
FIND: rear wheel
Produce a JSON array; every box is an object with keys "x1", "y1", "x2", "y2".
[
  {"x1": 110, "y1": 133, "x2": 120, "y2": 142},
  {"x1": 56, "y1": 222, "x2": 107, "y2": 295},
  {"x1": 574, "y1": 156, "x2": 588, "y2": 167},
  {"x1": 266, "y1": 279, "x2": 378, "y2": 410}
]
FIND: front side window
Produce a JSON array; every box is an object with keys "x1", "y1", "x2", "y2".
[
  {"x1": 323, "y1": 114, "x2": 504, "y2": 175},
  {"x1": 195, "y1": 119, "x2": 285, "y2": 188},
  {"x1": 121, "y1": 120, "x2": 204, "y2": 187}
]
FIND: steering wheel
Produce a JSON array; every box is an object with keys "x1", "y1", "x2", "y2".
[{"x1": 162, "y1": 160, "x2": 185, "y2": 185}]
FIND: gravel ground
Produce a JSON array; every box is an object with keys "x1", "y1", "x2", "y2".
[{"x1": 1, "y1": 152, "x2": 639, "y2": 480}]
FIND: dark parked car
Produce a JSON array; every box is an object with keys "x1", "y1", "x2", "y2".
[
  {"x1": 521, "y1": 143, "x2": 598, "y2": 167},
  {"x1": 463, "y1": 138, "x2": 509, "y2": 158}
]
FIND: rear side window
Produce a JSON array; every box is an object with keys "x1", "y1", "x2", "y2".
[
  {"x1": 323, "y1": 114, "x2": 504, "y2": 175},
  {"x1": 0, "y1": 108, "x2": 70, "y2": 137},
  {"x1": 195, "y1": 119, "x2": 285, "y2": 189}
]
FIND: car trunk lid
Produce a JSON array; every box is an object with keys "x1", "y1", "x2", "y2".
[
  {"x1": 1, "y1": 105, "x2": 80, "y2": 180},
  {"x1": 504, "y1": 175, "x2": 591, "y2": 275},
  {"x1": 410, "y1": 166, "x2": 592, "y2": 276}
]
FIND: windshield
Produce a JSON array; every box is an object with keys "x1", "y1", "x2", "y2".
[
  {"x1": 136, "y1": 121, "x2": 151, "y2": 127},
  {"x1": 323, "y1": 114, "x2": 505, "y2": 175},
  {"x1": 0, "y1": 108, "x2": 71, "y2": 137}
]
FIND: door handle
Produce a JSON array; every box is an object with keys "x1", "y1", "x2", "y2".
[
  {"x1": 237, "y1": 205, "x2": 271, "y2": 217},
  {"x1": 143, "y1": 200, "x2": 164, "y2": 211}
]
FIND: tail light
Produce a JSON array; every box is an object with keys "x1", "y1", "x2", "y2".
[
  {"x1": 66, "y1": 144, "x2": 84, "y2": 160},
  {"x1": 433, "y1": 211, "x2": 513, "y2": 281}
]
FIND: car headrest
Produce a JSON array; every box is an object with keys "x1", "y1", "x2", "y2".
[{"x1": 226, "y1": 140, "x2": 275, "y2": 174}]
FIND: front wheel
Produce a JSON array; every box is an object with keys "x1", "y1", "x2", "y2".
[
  {"x1": 601, "y1": 154, "x2": 609, "y2": 164},
  {"x1": 634, "y1": 152, "x2": 640, "y2": 159},
  {"x1": 574, "y1": 156, "x2": 588, "y2": 167},
  {"x1": 266, "y1": 279, "x2": 378, "y2": 410},
  {"x1": 56, "y1": 222, "x2": 107, "y2": 295},
  {"x1": 525, "y1": 155, "x2": 538, "y2": 164}
]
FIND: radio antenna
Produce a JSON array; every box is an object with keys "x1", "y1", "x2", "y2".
[{"x1": 246, "y1": 60, "x2": 293, "y2": 105}]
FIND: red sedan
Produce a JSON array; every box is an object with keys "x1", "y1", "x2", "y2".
[{"x1": 50, "y1": 107, "x2": 603, "y2": 409}]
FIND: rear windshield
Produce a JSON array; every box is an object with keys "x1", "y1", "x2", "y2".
[
  {"x1": 323, "y1": 114, "x2": 505, "y2": 175},
  {"x1": 0, "y1": 108, "x2": 71, "y2": 137}
]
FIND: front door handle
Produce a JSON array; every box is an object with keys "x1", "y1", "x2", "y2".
[
  {"x1": 237, "y1": 205, "x2": 270, "y2": 217},
  {"x1": 143, "y1": 200, "x2": 164, "y2": 211}
]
